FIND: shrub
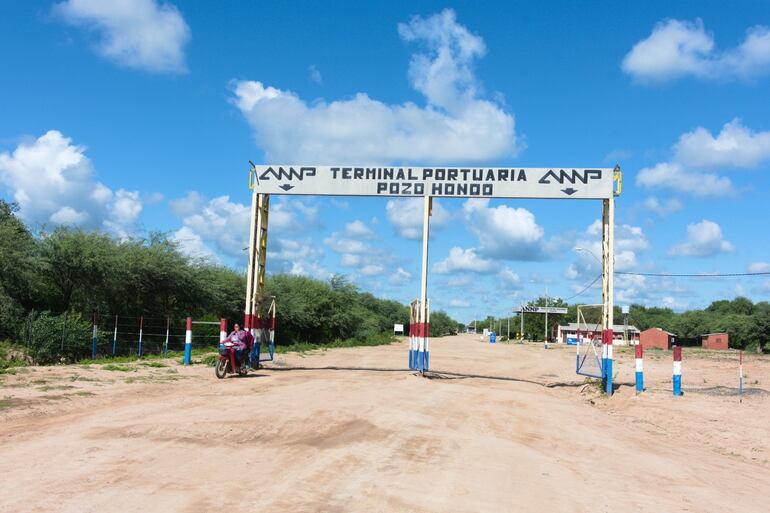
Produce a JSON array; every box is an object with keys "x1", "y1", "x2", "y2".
[{"x1": 21, "y1": 311, "x2": 91, "y2": 364}]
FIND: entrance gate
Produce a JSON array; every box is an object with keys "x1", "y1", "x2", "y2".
[
  {"x1": 575, "y1": 304, "x2": 604, "y2": 379},
  {"x1": 243, "y1": 164, "x2": 622, "y2": 393}
]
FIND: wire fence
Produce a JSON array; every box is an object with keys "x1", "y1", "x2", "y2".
[{"x1": 20, "y1": 313, "x2": 230, "y2": 361}]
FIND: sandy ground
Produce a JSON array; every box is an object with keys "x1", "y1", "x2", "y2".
[{"x1": 1, "y1": 334, "x2": 769, "y2": 513}]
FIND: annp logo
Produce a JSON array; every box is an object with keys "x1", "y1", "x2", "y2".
[
  {"x1": 538, "y1": 169, "x2": 602, "y2": 185},
  {"x1": 257, "y1": 166, "x2": 317, "y2": 181}
]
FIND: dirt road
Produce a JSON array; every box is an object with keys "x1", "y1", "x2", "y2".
[{"x1": 1, "y1": 334, "x2": 768, "y2": 513}]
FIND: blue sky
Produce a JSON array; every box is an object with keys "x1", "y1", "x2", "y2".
[{"x1": 1, "y1": 1, "x2": 770, "y2": 322}]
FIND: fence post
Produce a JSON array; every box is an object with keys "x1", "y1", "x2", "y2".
[
  {"x1": 91, "y1": 313, "x2": 98, "y2": 359},
  {"x1": 739, "y1": 350, "x2": 743, "y2": 403},
  {"x1": 164, "y1": 317, "x2": 170, "y2": 357},
  {"x1": 137, "y1": 316, "x2": 144, "y2": 358},
  {"x1": 184, "y1": 317, "x2": 192, "y2": 365},
  {"x1": 635, "y1": 343, "x2": 644, "y2": 394},
  {"x1": 673, "y1": 345, "x2": 682, "y2": 396},
  {"x1": 219, "y1": 319, "x2": 227, "y2": 343},
  {"x1": 267, "y1": 303, "x2": 276, "y2": 361},
  {"x1": 112, "y1": 315, "x2": 118, "y2": 356}
]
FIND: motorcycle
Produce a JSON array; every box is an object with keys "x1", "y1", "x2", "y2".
[{"x1": 215, "y1": 339, "x2": 250, "y2": 378}]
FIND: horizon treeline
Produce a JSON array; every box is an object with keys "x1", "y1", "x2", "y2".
[
  {"x1": 0, "y1": 200, "x2": 459, "y2": 360},
  {"x1": 471, "y1": 297, "x2": 770, "y2": 352}
]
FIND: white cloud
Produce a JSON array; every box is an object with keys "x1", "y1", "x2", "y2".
[
  {"x1": 344, "y1": 220, "x2": 374, "y2": 239},
  {"x1": 643, "y1": 196, "x2": 683, "y2": 217},
  {"x1": 171, "y1": 226, "x2": 218, "y2": 262},
  {"x1": 449, "y1": 298, "x2": 470, "y2": 308},
  {"x1": 270, "y1": 199, "x2": 318, "y2": 230},
  {"x1": 462, "y1": 199, "x2": 544, "y2": 260},
  {"x1": 498, "y1": 268, "x2": 521, "y2": 289},
  {"x1": 309, "y1": 64, "x2": 322, "y2": 84},
  {"x1": 674, "y1": 119, "x2": 770, "y2": 169},
  {"x1": 669, "y1": 220, "x2": 735, "y2": 257},
  {"x1": 232, "y1": 9, "x2": 519, "y2": 164},
  {"x1": 288, "y1": 260, "x2": 331, "y2": 281},
  {"x1": 622, "y1": 19, "x2": 770, "y2": 83},
  {"x1": 143, "y1": 191, "x2": 165, "y2": 204},
  {"x1": 270, "y1": 237, "x2": 324, "y2": 264},
  {"x1": 636, "y1": 119, "x2": 770, "y2": 197},
  {"x1": 446, "y1": 275, "x2": 471, "y2": 287},
  {"x1": 360, "y1": 264, "x2": 386, "y2": 276},
  {"x1": 748, "y1": 262, "x2": 770, "y2": 273},
  {"x1": 434, "y1": 247, "x2": 496, "y2": 274},
  {"x1": 0, "y1": 130, "x2": 142, "y2": 235},
  {"x1": 568, "y1": 220, "x2": 650, "y2": 282},
  {"x1": 636, "y1": 162, "x2": 734, "y2": 197},
  {"x1": 324, "y1": 229, "x2": 398, "y2": 279},
  {"x1": 267, "y1": 236, "x2": 330, "y2": 279},
  {"x1": 170, "y1": 194, "x2": 319, "y2": 262},
  {"x1": 385, "y1": 197, "x2": 450, "y2": 239},
  {"x1": 324, "y1": 233, "x2": 369, "y2": 254},
  {"x1": 54, "y1": 0, "x2": 190, "y2": 73},
  {"x1": 104, "y1": 189, "x2": 142, "y2": 237},
  {"x1": 171, "y1": 195, "x2": 250, "y2": 258},
  {"x1": 340, "y1": 254, "x2": 362, "y2": 267},
  {"x1": 49, "y1": 206, "x2": 89, "y2": 225},
  {"x1": 169, "y1": 191, "x2": 204, "y2": 217},
  {"x1": 390, "y1": 267, "x2": 412, "y2": 285},
  {"x1": 397, "y1": 8, "x2": 486, "y2": 111}
]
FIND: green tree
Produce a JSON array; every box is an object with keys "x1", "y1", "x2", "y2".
[
  {"x1": 22, "y1": 311, "x2": 91, "y2": 364},
  {"x1": 38, "y1": 228, "x2": 116, "y2": 312},
  {"x1": 430, "y1": 311, "x2": 458, "y2": 336},
  {"x1": 0, "y1": 201, "x2": 40, "y2": 338}
]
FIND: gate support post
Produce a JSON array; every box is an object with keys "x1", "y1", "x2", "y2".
[
  {"x1": 601, "y1": 196, "x2": 615, "y2": 395},
  {"x1": 417, "y1": 195, "x2": 431, "y2": 373},
  {"x1": 244, "y1": 185, "x2": 270, "y2": 366}
]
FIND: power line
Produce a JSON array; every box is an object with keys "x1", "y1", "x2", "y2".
[
  {"x1": 563, "y1": 274, "x2": 602, "y2": 302},
  {"x1": 616, "y1": 271, "x2": 770, "y2": 278}
]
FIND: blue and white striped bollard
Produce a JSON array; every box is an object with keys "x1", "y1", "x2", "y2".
[
  {"x1": 184, "y1": 317, "x2": 192, "y2": 365},
  {"x1": 602, "y1": 330, "x2": 614, "y2": 395}
]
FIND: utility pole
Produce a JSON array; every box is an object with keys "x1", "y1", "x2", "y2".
[
  {"x1": 507, "y1": 316, "x2": 510, "y2": 341},
  {"x1": 520, "y1": 305, "x2": 524, "y2": 342}
]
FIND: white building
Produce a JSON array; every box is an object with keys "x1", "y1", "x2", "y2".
[{"x1": 556, "y1": 323, "x2": 640, "y2": 346}]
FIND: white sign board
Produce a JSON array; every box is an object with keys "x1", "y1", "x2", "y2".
[
  {"x1": 394, "y1": 323, "x2": 404, "y2": 334},
  {"x1": 251, "y1": 165, "x2": 614, "y2": 199},
  {"x1": 514, "y1": 306, "x2": 569, "y2": 314}
]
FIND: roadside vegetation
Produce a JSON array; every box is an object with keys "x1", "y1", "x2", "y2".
[{"x1": 0, "y1": 200, "x2": 460, "y2": 367}]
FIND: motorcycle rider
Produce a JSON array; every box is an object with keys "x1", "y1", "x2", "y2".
[{"x1": 226, "y1": 323, "x2": 253, "y2": 366}]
